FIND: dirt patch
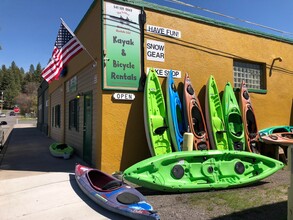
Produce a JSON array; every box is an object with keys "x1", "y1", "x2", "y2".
[{"x1": 136, "y1": 166, "x2": 290, "y2": 220}]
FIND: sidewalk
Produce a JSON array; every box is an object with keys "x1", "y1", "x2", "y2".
[{"x1": 0, "y1": 125, "x2": 128, "y2": 220}]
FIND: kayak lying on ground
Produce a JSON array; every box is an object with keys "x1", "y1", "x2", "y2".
[
  {"x1": 183, "y1": 73, "x2": 210, "y2": 150},
  {"x1": 260, "y1": 132, "x2": 293, "y2": 146},
  {"x1": 75, "y1": 164, "x2": 160, "y2": 220},
  {"x1": 144, "y1": 68, "x2": 172, "y2": 156},
  {"x1": 49, "y1": 143, "x2": 74, "y2": 159},
  {"x1": 259, "y1": 125, "x2": 293, "y2": 137},
  {"x1": 123, "y1": 150, "x2": 284, "y2": 193},
  {"x1": 222, "y1": 82, "x2": 245, "y2": 151}
]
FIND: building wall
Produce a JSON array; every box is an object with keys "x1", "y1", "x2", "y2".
[
  {"x1": 50, "y1": 86, "x2": 64, "y2": 142},
  {"x1": 143, "y1": 8, "x2": 293, "y2": 130},
  {"x1": 64, "y1": 65, "x2": 98, "y2": 163}
]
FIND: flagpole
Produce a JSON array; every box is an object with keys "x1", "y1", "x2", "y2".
[{"x1": 60, "y1": 18, "x2": 97, "y2": 66}]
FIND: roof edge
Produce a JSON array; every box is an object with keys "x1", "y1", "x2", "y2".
[{"x1": 113, "y1": 0, "x2": 293, "y2": 45}]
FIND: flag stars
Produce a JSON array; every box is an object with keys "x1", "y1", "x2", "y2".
[{"x1": 55, "y1": 24, "x2": 74, "y2": 49}]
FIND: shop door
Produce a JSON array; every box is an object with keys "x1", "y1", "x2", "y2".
[{"x1": 83, "y1": 92, "x2": 92, "y2": 164}]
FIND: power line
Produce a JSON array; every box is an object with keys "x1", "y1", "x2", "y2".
[{"x1": 165, "y1": 0, "x2": 293, "y2": 36}]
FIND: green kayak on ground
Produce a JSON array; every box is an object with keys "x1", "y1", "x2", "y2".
[
  {"x1": 49, "y1": 143, "x2": 74, "y2": 159},
  {"x1": 123, "y1": 150, "x2": 284, "y2": 192}
]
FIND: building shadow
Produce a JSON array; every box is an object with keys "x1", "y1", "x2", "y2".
[{"x1": 0, "y1": 127, "x2": 83, "y2": 173}]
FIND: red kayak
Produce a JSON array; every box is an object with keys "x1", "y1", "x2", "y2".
[
  {"x1": 239, "y1": 81, "x2": 260, "y2": 153},
  {"x1": 183, "y1": 73, "x2": 210, "y2": 150},
  {"x1": 260, "y1": 132, "x2": 293, "y2": 146},
  {"x1": 75, "y1": 164, "x2": 159, "y2": 220}
]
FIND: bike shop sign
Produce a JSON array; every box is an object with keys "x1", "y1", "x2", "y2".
[{"x1": 146, "y1": 67, "x2": 181, "y2": 78}]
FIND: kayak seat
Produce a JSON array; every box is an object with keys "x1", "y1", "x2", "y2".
[
  {"x1": 116, "y1": 192, "x2": 140, "y2": 205},
  {"x1": 213, "y1": 116, "x2": 226, "y2": 134},
  {"x1": 151, "y1": 115, "x2": 168, "y2": 135},
  {"x1": 87, "y1": 170, "x2": 122, "y2": 191},
  {"x1": 102, "y1": 180, "x2": 123, "y2": 190},
  {"x1": 56, "y1": 143, "x2": 68, "y2": 150}
]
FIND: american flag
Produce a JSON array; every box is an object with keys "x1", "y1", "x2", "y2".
[{"x1": 41, "y1": 20, "x2": 83, "y2": 83}]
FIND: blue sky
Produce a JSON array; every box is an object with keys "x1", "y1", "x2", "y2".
[
  {"x1": 1, "y1": 0, "x2": 293, "y2": 72},
  {"x1": 0, "y1": 0, "x2": 93, "y2": 72}
]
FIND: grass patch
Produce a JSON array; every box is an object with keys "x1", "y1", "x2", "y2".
[{"x1": 189, "y1": 184, "x2": 288, "y2": 213}]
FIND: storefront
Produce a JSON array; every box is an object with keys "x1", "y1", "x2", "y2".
[{"x1": 45, "y1": 0, "x2": 293, "y2": 173}]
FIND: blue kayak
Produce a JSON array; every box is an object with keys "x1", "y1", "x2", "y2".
[{"x1": 166, "y1": 70, "x2": 185, "y2": 151}]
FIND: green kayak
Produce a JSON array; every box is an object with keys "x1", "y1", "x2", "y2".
[
  {"x1": 123, "y1": 150, "x2": 284, "y2": 192},
  {"x1": 49, "y1": 143, "x2": 74, "y2": 159},
  {"x1": 205, "y1": 75, "x2": 228, "y2": 150},
  {"x1": 259, "y1": 125, "x2": 293, "y2": 137},
  {"x1": 144, "y1": 68, "x2": 172, "y2": 156},
  {"x1": 222, "y1": 82, "x2": 245, "y2": 151}
]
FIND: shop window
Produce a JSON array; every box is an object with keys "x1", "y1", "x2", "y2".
[
  {"x1": 55, "y1": 104, "x2": 61, "y2": 128},
  {"x1": 233, "y1": 60, "x2": 265, "y2": 90},
  {"x1": 69, "y1": 98, "x2": 79, "y2": 131},
  {"x1": 51, "y1": 107, "x2": 55, "y2": 127}
]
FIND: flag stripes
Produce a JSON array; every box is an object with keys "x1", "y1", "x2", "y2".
[{"x1": 41, "y1": 21, "x2": 83, "y2": 83}]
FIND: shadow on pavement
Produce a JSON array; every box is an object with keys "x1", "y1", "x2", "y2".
[{"x1": 0, "y1": 127, "x2": 83, "y2": 173}]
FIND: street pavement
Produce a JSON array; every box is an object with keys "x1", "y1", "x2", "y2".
[{"x1": 0, "y1": 124, "x2": 129, "y2": 220}]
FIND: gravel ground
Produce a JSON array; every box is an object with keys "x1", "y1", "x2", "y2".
[{"x1": 130, "y1": 166, "x2": 290, "y2": 220}]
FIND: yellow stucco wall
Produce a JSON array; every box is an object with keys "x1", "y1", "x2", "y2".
[
  {"x1": 100, "y1": 92, "x2": 150, "y2": 172},
  {"x1": 48, "y1": 0, "x2": 293, "y2": 174},
  {"x1": 144, "y1": 9, "x2": 293, "y2": 131}
]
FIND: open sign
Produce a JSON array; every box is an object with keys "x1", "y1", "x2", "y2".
[{"x1": 113, "y1": 93, "x2": 135, "y2": 101}]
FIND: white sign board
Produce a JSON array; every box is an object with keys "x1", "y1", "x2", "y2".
[
  {"x1": 113, "y1": 93, "x2": 135, "y2": 101},
  {"x1": 146, "y1": 40, "x2": 165, "y2": 62},
  {"x1": 146, "y1": 25, "x2": 181, "y2": 38},
  {"x1": 147, "y1": 67, "x2": 181, "y2": 78}
]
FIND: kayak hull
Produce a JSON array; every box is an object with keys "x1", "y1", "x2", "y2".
[
  {"x1": 205, "y1": 75, "x2": 229, "y2": 150},
  {"x1": 49, "y1": 143, "x2": 74, "y2": 159},
  {"x1": 222, "y1": 82, "x2": 245, "y2": 151},
  {"x1": 144, "y1": 68, "x2": 172, "y2": 156},
  {"x1": 183, "y1": 73, "x2": 210, "y2": 150},
  {"x1": 123, "y1": 151, "x2": 284, "y2": 193},
  {"x1": 166, "y1": 71, "x2": 184, "y2": 151},
  {"x1": 75, "y1": 164, "x2": 159, "y2": 220},
  {"x1": 239, "y1": 81, "x2": 260, "y2": 153}
]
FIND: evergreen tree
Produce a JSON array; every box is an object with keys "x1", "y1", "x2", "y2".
[{"x1": 0, "y1": 62, "x2": 42, "y2": 112}]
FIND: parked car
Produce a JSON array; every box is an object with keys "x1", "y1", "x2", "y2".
[
  {"x1": 9, "y1": 111, "x2": 16, "y2": 116},
  {"x1": 0, "y1": 113, "x2": 5, "y2": 118},
  {"x1": 0, "y1": 121, "x2": 7, "y2": 148}
]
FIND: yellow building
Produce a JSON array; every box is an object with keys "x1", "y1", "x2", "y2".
[{"x1": 45, "y1": 0, "x2": 293, "y2": 173}]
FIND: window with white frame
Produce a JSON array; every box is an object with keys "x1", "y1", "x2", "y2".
[{"x1": 233, "y1": 60, "x2": 265, "y2": 90}]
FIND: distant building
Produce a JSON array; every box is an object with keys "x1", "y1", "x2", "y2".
[{"x1": 37, "y1": 79, "x2": 49, "y2": 135}]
